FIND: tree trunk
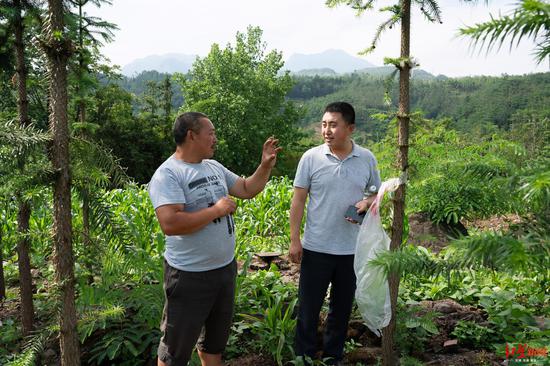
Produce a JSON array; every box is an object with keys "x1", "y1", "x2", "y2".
[
  {"x1": 14, "y1": 0, "x2": 30, "y2": 127},
  {"x1": 14, "y1": 0, "x2": 35, "y2": 336},
  {"x1": 163, "y1": 76, "x2": 172, "y2": 123},
  {"x1": 0, "y1": 224, "x2": 5, "y2": 301},
  {"x1": 44, "y1": 0, "x2": 80, "y2": 364},
  {"x1": 382, "y1": 1, "x2": 411, "y2": 365}
]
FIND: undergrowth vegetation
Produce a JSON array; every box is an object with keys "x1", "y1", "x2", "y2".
[{"x1": 1, "y1": 116, "x2": 548, "y2": 365}]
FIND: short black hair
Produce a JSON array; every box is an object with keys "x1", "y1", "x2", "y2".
[
  {"x1": 173, "y1": 112, "x2": 208, "y2": 145},
  {"x1": 324, "y1": 102, "x2": 355, "y2": 125}
]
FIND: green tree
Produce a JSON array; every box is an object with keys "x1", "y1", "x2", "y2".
[
  {"x1": 460, "y1": 0, "x2": 550, "y2": 64},
  {"x1": 175, "y1": 26, "x2": 302, "y2": 175},
  {"x1": 88, "y1": 82, "x2": 168, "y2": 183}
]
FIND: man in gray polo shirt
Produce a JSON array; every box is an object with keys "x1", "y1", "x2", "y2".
[
  {"x1": 289, "y1": 102, "x2": 381, "y2": 365},
  {"x1": 149, "y1": 112, "x2": 281, "y2": 366}
]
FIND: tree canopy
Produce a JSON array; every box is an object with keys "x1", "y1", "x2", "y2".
[{"x1": 175, "y1": 26, "x2": 302, "y2": 176}]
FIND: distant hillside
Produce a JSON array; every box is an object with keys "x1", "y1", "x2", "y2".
[
  {"x1": 358, "y1": 66, "x2": 438, "y2": 80},
  {"x1": 121, "y1": 53, "x2": 197, "y2": 76},
  {"x1": 284, "y1": 49, "x2": 375, "y2": 74},
  {"x1": 113, "y1": 70, "x2": 549, "y2": 146},
  {"x1": 292, "y1": 72, "x2": 550, "y2": 143},
  {"x1": 292, "y1": 68, "x2": 337, "y2": 76}
]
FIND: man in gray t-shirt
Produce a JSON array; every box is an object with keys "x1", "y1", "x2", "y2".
[
  {"x1": 289, "y1": 102, "x2": 381, "y2": 365},
  {"x1": 149, "y1": 112, "x2": 281, "y2": 366}
]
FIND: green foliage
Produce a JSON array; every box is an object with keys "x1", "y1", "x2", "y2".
[
  {"x1": 234, "y1": 176, "x2": 293, "y2": 257},
  {"x1": 3, "y1": 326, "x2": 54, "y2": 366},
  {"x1": 0, "y1": 119, "x2": 51, "y2": 149},
  {"x1": 87, "y1": 322, "x2": 159, "y2": 366},
  {"x1": 76, "y1": 282, "x2": 163, "y2": 365},
  {"x1": 393, "y1": 118, "x2": 523, "y2": 224},
  {"x1": 451, "y1": 320, "x2": 496, "y2": 349},
  {"x1": 229, "y1": 266, "x2": 298, "y2": 364},
  {"x1": 116, "y1": 70, "x2": 183, "y2": 110},
  {"x1": 395, "y1": 301, "x2": 440, "y2": 355},
  {"x1": 89, "y1": 82, "x2": 169, "y2": 183},
  {"x1": 460, "y1": 0, "x2": 550, "y2": 64},
  {"x1": 446, "y1": 233, "x2": 530, "y2": 272},
  {"x1": 176, "y1": 26, "x2": 303, "y2": 176},
  {"x1": 399, "y1": 356, "x2": 425, "y2": 366},
  {"x1": 344, "y1": 338, "x2": 363, "y2": 354},
  {"x1": 240, "y1": 295, "x2": 298, "y2": 366},
  {"x1": 0, "y1": 318, "x2": 21, "y2": 361},
  {"x1": 78, "y1": 305, "x2": 125, "y2": 343},
  {"x1": 519, "y1": 169, "x2": 550, "y2": 213},
  {"x1": 476, "y1": 287, "x2": 543, "y2": 343},
  {"x1": 296, "y1": 73, "x2": 550, "y2": 138}
]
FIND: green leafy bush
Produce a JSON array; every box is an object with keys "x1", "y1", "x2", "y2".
[{"x1": 451, "y1": 320, "x2": 496, "y2": 349}]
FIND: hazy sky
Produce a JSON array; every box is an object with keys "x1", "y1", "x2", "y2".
[{"x1": 88, "y1": 0, "x2": 548, "y2": 77}]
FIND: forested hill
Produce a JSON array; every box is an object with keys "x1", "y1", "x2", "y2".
[
  {"x1": 293, "y1": 72, "x2": 550, "y2": 137},
  {"x1": 119, "y1": 71, "x2": 549, "y2": 140}
]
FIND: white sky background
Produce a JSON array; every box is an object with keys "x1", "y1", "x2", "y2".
[{"x1": 88, "y1": 0, "x2": 548, "y2": 77}]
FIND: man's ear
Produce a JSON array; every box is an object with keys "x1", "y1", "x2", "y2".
[
  {"x1": 349, "y1": 123, "x2": 355, "y2": 133},
  {"x1": 186, "y1": 129, "x2": 194, "y2": 142}
]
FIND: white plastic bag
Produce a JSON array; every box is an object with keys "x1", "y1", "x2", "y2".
[{"x1": 354, "y1": 178, "x2": 401, "y2": 337}]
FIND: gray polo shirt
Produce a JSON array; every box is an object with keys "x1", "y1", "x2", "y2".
[
  {"x1": 148, "y1": 156, "x2": 239, "y2": 272},
  {"x1": 294, "y1": 142, "x2": 381, "y2": 255}
]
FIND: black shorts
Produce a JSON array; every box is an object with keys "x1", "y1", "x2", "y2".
[{"x1": 157, "y1": 259, "x2": 237, "y2": 366}]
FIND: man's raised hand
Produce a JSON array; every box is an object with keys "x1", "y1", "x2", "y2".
[{"x1": 260, "y1": 136, "x2": 282, "y2": 169}]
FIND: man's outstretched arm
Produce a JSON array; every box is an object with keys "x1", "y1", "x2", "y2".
[{"x1": 229, "y1": 136, "x2": 282, "y2": 199}]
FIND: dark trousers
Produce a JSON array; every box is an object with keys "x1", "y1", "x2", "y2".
[{"x1": 295, "y1": 248, "x2": 356, "y2": 363}]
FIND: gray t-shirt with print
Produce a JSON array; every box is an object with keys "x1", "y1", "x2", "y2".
[
  {"x1": 148, "y1": 156, "x2": 239, "y2": 272},
  {"x1": 294, "y1": 142, "x2": 381, "y2": 255}
]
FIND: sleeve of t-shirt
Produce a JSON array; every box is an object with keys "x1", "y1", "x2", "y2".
[
  {"x1": 294, "y1": 152, "x2": 312, "y2": 189},
  {"x1": 210, "y1": 160, "x2": 239, "y2": 190},
  {"x1": 148, "y1": 167, "x2": 186, "y2": 209},
  {"x1": 365, "y1": 154, "x2": 382, "y2": 195}
]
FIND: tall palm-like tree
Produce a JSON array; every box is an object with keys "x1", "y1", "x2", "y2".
[
  {"x1": 42, "y1": 0, "x2": 80, "y2": 363},
  {"x1": 0, "y1": 0, "x2": 44, "y2": 335},
  {"x1": 325, "y1": 1, "x2": 442, "y2": 364}
]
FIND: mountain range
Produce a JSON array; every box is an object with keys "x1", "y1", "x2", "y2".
[
  {"x1": 121, "y1": 53, "x2": 198, "y2": 76},
  {"x1": 121, "y1": 49, "x2": 438, "y2": 80},
  {"x1": 122, "y1": 49, "x2": 375, "y2": 76}
]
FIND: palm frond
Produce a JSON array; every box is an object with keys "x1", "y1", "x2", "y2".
[
  {"x1": 326, "y1": 0, "x2": 376, "y2": 15},
  {"x1": 369, "y1": 245, "x2": 450, "y2": 278},
  {"x1": 459, "y1": 0, "x2": 550, "y2": 64},
  {"x1": 368, "y1": 11, "x2": 401, "y2": 52},
  {"x1": 519, "y1": 168, "x2": 550, "y2": 211},
  {"x1": 0, "y1": 157, "x2": 54, "y2": 195},
  {"x1": 78, "y1": 304, "x2": 125, "y2": 342},
  {"x1": 84, "y1": 189, "x2": 134, "y2": 250},
  {"x1": 0, "y1": 119, "x2": 51, "y2": 150},
  {"x1": 4, "y1": 324, "x2": 57, "y2": 366},
  {"x1": 444, "y1": 232, "x2": 529, "y2": 271},
  {"x1": 414, "y1": 0, "x2": 443, "y2": 23},
  {"x1": 70, "y1": 136, "x2": 130, "y2": 189}
]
